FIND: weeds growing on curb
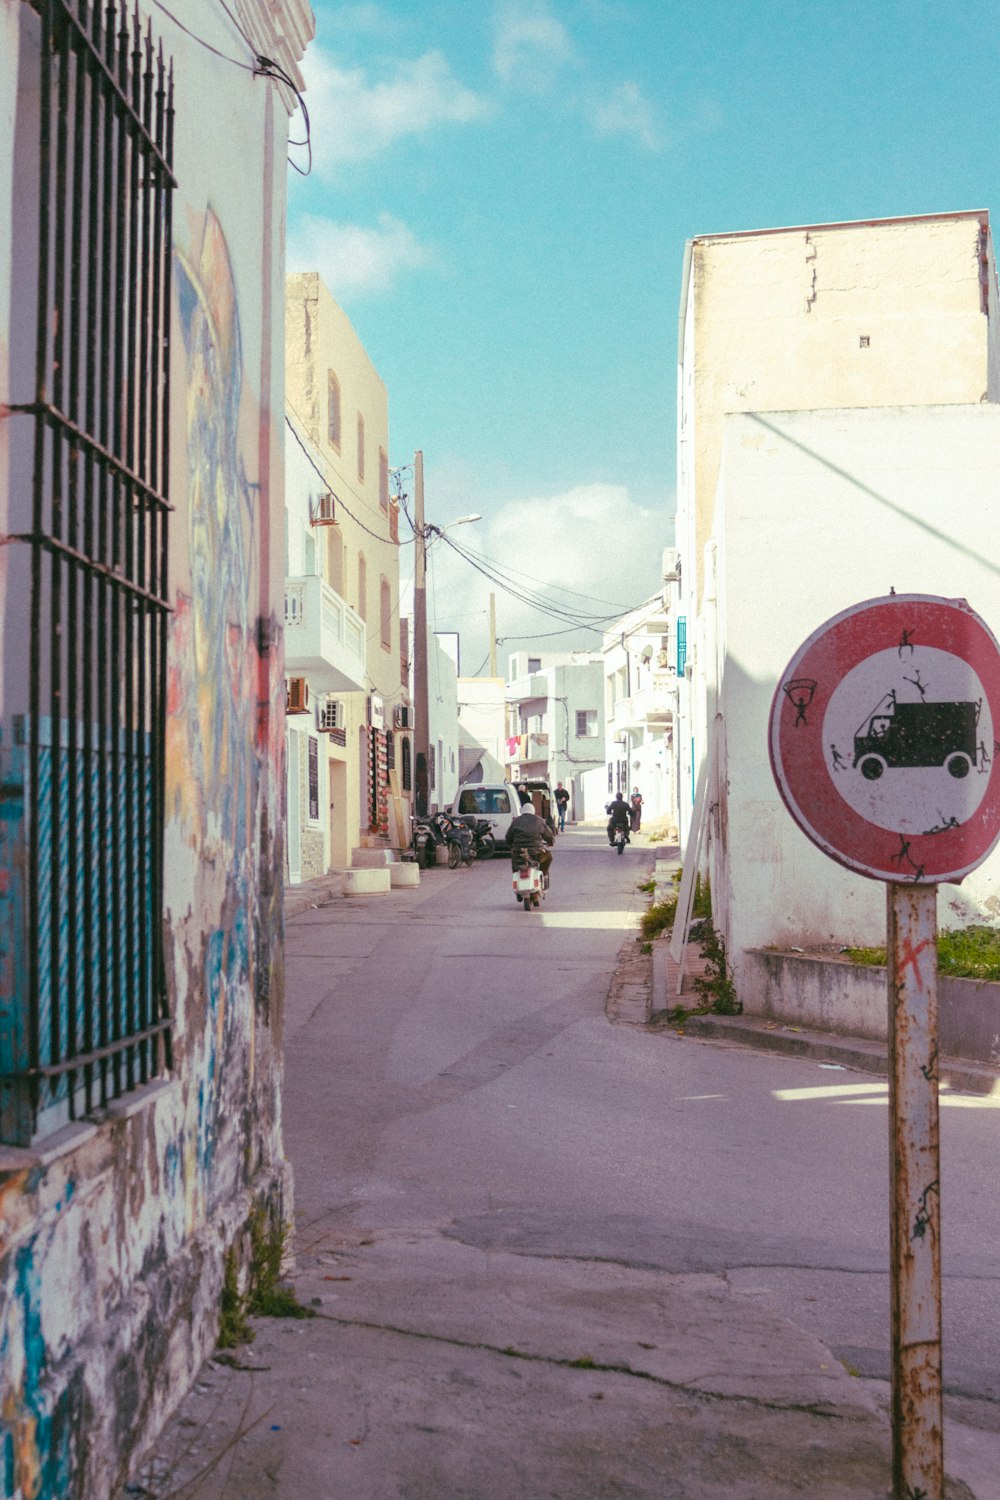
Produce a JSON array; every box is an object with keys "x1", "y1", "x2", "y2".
[
  {"x1": 691, "y1": 922, "x2": 741, "y2": 1015},
  {"x1": 217, "y1": 1205, "x2": 315, "y2": 1348}
]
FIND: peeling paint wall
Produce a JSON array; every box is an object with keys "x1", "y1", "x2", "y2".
[{"x1": 0, "y1": 2, "x2": 313, "y2": 1495}]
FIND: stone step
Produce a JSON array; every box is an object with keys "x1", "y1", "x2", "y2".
[{"x1": 342, "y1": 868, "x2": 391, "y2": 896}]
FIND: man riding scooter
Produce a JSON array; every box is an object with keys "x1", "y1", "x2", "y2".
[
  {"x1": 509, "y1": 799, "x2": 554, "y2": 884},
  {"x1": 607, "y1": 791, "x2": 631, "y2": 847}
]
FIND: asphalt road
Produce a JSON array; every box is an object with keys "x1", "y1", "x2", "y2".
[{"x1": 283, "y1": 825, "x2": 1000, "y2": 1409}]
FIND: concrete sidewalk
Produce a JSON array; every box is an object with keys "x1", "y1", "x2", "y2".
[
  {"x1": 126, "y1": 859, "x2": 992, "y2": 1498},
  {"x1": 128, "y1": 1231, "x2": 945, "y2": 1500}
]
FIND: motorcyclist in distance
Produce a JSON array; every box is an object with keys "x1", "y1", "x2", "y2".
[
  {"x1": 509, "y1": 799, "x2": 554, "y2": 881},
  {"x1": 607, "y1": 791, "x2": 631, "y2": 847}
]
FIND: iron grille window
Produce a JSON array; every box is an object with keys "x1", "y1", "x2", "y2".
[
  {"x1": 401, "y1": 736, "x2": 412, "y2": 792},
  {"x1": 2, "y1": 0, "x2": 175, "y2": 1145}
]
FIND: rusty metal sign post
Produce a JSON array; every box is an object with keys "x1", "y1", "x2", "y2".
[
  {"x1": 768, "y1": 594, "x2": 1000, "y2": 1500},
  {"x1": 887, "y1": 882, "x2": 942, "y2": 1497}
]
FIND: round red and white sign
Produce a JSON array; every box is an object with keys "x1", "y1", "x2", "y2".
[{"x1": 768, "y1": 595, "x2": 1000, "y2": 883}]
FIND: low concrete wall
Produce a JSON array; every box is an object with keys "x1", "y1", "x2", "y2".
[{"x1": 744, "y1": 950, "x2": 1000, "y2": 1066}]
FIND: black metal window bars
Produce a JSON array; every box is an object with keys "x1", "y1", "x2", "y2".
[{"x1": 3, "y1": 0, "x2": 175, "y2": 1143}]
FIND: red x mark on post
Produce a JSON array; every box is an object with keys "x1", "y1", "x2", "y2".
[{"x1": 897, "y1": 936, "x2": 932, "y2": 982}]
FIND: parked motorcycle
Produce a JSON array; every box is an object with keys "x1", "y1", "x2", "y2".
[
  {"x1": 513, "y1": 852, "x2": 548, "y2": 911},
  {"x1": 452, "y1": 815, "x2": 496, "y2": 861},
  {"x1": 412, "y1": 812, "x2": 474, "y2": 869}
]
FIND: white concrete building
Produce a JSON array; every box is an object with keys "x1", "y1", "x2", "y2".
[
  {"x1": 672, "y1": 210, "x2": 1000, "y2": 1022},
  {"x1": 505, "y1": 651, "x2": 605, "y2": 819},
  {"x1": 456, "y1": 676, "x2": 508, "y2": 784},
  {"x1": 676, "y1": 210, "x2": 1000, "y2": 844},
  {"x1": 285, "y1": 274, "x2": 412, "y2": 876},
  {"x1": 598, "y1": 566, "x2": 682, "y2": 832},
  {"x1": 428, "y1": 631, "x2": 460, "y2": 812},
  {"x1": 711, "y1": 404, "x2": 1000, "y2": 1009}
]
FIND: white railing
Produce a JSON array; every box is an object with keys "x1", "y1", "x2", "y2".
[{"x1": 284, "y1": 575, "x2": 367, "y2": 693}]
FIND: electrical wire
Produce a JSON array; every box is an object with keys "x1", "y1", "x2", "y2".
[
  {"x1": 285, "y1": 417, "x2": 410, "y2": 548},
  {"x1": 148, "y1": 4, "x2": 312, "y2": 171},
  {"x1": 254, "y1": 56, "x2": 313, "y2": 174},
  {"x1": 439, "y1": 533, "x2": 625, "y2": 629}
]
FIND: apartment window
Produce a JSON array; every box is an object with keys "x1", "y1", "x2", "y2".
[
  {"x1": 576, "y1": 709, "x2": 598, "y2": 737},
  {"x1": 325, "y1": 526, "x2": 343, "y2": 596},
  {"x1": 357, "y1": 553, "x2": 367, "y2": 621},
  {"x1": 528, "y1": 657, "x2": 541, "y2": 672},
  {"x1": 357, "y1": 412, "x2": 365, "y2": 482},
  {"x1": 380, "y1": 577, "x2": 392, "y2": 650},
  {"x1": 308, "y1": 737, "x2": 320, "y2": 820},
  {"x1": 379, "y1": 447, "x2": 389, "y2": 512},
  {"x1": 327, "y1": 372, "x2": 341, "y2": 450},
  {"x1": 3, "y1": 2, "x2": 175, "y2": 1144},
  {"x1": 401, "y1": 736, "x2": 412, "y2": 791}
]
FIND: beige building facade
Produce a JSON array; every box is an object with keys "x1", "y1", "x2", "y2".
[{"x1": 285, "y1": 274, "x2": 412, "y2": 879}]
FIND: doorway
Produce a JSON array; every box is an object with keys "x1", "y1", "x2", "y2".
[{"x1": 329, "y1": 757, "x2": 348, "y2": 870}]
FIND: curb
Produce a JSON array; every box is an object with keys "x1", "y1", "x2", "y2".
[{"x1": 666, "y1": 1013, "x2": 1000, "y2": 1096}]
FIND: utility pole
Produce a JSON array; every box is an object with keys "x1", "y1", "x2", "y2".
[
  {"x1": 413, "y1": 451, "x2": 429, "y2": 818},
  {"x1": 489, "y1": 592, "x2": 497, "y2": 678}
]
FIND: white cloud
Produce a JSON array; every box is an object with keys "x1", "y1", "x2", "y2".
[
  {"x1": 593, "y1": 80, "x2": 661, "y2": 150},
  {"x1": 426, "y1": 482, "x2": 669, "y2": 671},
  {"x1": 302, "y1": 45, "x2": 488, "y2": 174},
  {"x1": 491, "y1": 1, "x2": 576, "y2": 90},
  {"x1": 287, "y1": 212, "x2": 435, "y2": 298}
]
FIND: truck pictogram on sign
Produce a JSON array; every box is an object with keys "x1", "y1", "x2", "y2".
[{"x1": 853, "y1": 698, "x2": 980, "y2": 781}]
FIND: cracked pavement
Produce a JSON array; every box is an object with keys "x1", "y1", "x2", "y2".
[{"x1": 130, "y1": 829, "x2": 999, "y2": 1498}]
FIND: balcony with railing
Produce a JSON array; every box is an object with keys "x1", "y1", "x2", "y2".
[
  {"x1": 284, "y1": 574, "x2": 367, "y2": 693},
  {"x1": 609, "y1": 672, "x2": 677, "y2": 733}
]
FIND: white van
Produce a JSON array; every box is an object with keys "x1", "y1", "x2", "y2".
[
  {"x1": 451, "y1": 780, "x2": 555, "y2": 848},
  {"x1": 451, "y1": 783, "x2": 523, "y2": 848}
]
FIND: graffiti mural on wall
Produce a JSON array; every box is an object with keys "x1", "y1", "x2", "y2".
[{"x1": 168, "y1": 208, "x2": 270, "y2": 1219}]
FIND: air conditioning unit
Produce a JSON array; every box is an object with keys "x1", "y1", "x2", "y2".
[
  {"x1": 317, "y1": 697, "x2": 345, "y2": 732},
  {"x1": 286, "y1": 677, "x2": 309, "y2": 714},
  {"x1": 311, "y1": 491, "x2": 337, "y2": 526},
  {"x1": 394, "y1": 704, "x2": 411, "y2": 730}
]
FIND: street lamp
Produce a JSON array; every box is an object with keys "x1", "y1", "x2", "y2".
[{"x1": 412, "y1": 451, "x2": 481, "y2": 816}]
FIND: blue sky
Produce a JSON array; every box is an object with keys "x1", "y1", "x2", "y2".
[{"x1": 287, "y1": 0, "x2": 998, "y2": 671}]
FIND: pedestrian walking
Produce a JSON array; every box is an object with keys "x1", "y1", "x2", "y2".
[
  {"x1": 554, "y1": 782, "x2": 570, "y2": 831},
  {"x1": 629, "y1": 786, "x2": 643, "y2": 832}
]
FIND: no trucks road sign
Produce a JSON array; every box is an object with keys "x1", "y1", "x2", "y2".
[{"x1": 768, "y1": 594, "x2": 1000, "y2": 884}]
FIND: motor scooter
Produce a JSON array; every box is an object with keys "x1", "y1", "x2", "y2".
[
  {"x1": 612, "y1": 824, "x2": 629, "y2": 856},
  {"x1": 452, "y1": 815, "x2": 496, "y2": 861},
  {"x1": 513, "y1": 852, "x2": 548, "y2": 910}
]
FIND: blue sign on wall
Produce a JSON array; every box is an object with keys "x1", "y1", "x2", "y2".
[{"x1": 676, "y1": 617, "x2": 687, "y2": 676}]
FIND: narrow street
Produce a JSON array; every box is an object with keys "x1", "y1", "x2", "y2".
[{"x1": 136, "y1": 830, "x2": 1000, "y2": 1498}]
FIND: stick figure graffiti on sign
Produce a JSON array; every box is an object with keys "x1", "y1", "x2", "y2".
[
  {"x1": 890, "y1": 834, "x2": 925, "y2": 882},
  {"x1": 830, "y1": 744, "x2": 847, "y2": 771},
  {"x1": 782, "y1": 677, "x2": 817, "y2": 727},
  {"x1": 898, "y1": 628, "x2": 915, "y2": 657},
  {"x1": 978, "y1": 741, "x2": 992, "y2": 775},
  {"x1": 922, "y1": 811, "x2": 960, "y2": 836},
  {"x1": 902, "y1": 670, "x2": 928, "y2": 701}
]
